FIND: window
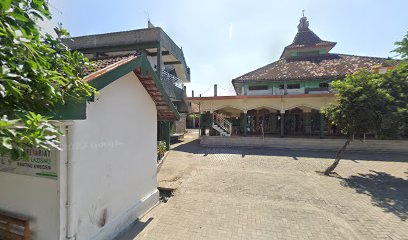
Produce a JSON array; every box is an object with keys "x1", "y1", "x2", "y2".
[
  {"x1": 287, "y1": 84, "x2": 300, "y2": 89},
  {"x1": 298, "y1": 50, "x2": 320, "y2": 56},
  {"x1": 248, "y1": 85, "x2": 268, "y2": 91},
  {"x1": 279, "y1": 84, "x2": 284, "y2": 90},
  {"x1": 319, "y1": 82, "x2": 329, "y2": 88}
]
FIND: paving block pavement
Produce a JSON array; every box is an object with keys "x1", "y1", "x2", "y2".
[{"x1": 118, "y1": 130, "x2": 408, "y2": 240}]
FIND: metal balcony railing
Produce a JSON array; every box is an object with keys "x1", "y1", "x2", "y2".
[{"x1": 162, "y1": 70, "x2": 184, "y2": 89}]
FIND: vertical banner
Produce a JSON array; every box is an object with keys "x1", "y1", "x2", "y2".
[{"x1": 0, "y1": 148, "x2": 58, "y2": 179}]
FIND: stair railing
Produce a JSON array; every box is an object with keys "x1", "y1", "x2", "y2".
[{"x1": 213, "y1": 112, "x2": 232, "y2": 135}]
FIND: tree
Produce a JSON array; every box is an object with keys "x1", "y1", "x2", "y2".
[
  {"x1": 394, "y1": 32, "x2": 408, "y2": 59},
  {"x1": 323, "y1": 32, "x2": 408, "y2": 175},
  {"x1": 0, "y1": 0, "x2": 95, "y2": 158}
]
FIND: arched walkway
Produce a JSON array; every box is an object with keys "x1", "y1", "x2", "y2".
[
  {"x1": 246, "y1": 107, "x2": 280, "y2": 136},
  {"x1": 199, "y1": 105, "x2": 334, "y2": 138}
]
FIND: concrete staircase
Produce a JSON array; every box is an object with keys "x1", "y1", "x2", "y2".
[
  {"x1": 212, "y1": 112, "x2": 232, "y2": 136},
  {"x1": 212, "y1": 122, "x2": 231, "y2": 136}
]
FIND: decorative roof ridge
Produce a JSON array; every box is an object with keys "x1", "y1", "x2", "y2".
[
  {"x1": 284, "y1": 53, "x2": 392, "y2": 61},
  {"x1": 333, "y1": 53, "x2": 393, "y2": 60},
  {"x1": 91, "y1": 53, "x2": 136, "y2": 61}
]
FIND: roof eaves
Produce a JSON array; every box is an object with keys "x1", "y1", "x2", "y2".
[
  {"x1": 84, "y1": 56, "x2": 137, "y2": 83},
  {"x1": 55, "y1": 55, "x2": 180, "y2": 121},
  {"x1": 233, "y1": 75, "x2": 343, "y2": 83},
  {"x1": 133, "y1": 56, "x2": 180, "y2": 121},
  {"x1": 52, "y1": 56, "x2": 140, "y2": 120},
  {"x1": 87, "y1": 56, "x2": 141, "y2": 91},
  {"x1": 286, "y1": 41, "x2": 337, "y2": 49}
]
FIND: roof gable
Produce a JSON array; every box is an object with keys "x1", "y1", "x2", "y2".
[
  {"x1": 281, "y1": 16, "x2": 336, "y2": 58},
  {"x1": 54, "y1": 55, "x2": 180, "y2": 121}
]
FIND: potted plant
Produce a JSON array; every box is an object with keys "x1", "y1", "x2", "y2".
[{"x1": 157, "y1": 141, "x2": 167, "y2": 162}]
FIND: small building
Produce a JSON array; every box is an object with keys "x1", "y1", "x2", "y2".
[
  {"x1": 0, "y1": 55, "x2": 178, "y2": 239},
  {"x1": 187, "y1": 16, "x2": 395, "y2": 138}
]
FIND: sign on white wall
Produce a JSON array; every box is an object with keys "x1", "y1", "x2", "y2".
[{"x1": 0, "y1": 148, "x2": 58, "y2": 179}]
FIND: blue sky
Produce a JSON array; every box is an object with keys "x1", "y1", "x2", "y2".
[{"x1": 49, "y1": 0, "x2": 407, "y2": 96}]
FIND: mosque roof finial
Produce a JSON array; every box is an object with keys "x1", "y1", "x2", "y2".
[
  {"x1": 281, "y1": 12, "x2": 336, "y2": 58},
  {"x1": 298, "y1": 11, "x2": 309, "y2": 31}
]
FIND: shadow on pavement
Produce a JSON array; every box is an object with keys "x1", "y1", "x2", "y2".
[
  {"x1": 173, "y1": 139, "x2": 408, "y2": 163},
  {"x1": 341, "y1": 171, "x2": 408, "y2": 221},
  {"x1": 113, "y1": 217, "x2": 153, "y2": 240}
]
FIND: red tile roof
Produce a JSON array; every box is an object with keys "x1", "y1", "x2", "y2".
[
  {"x1": 83, "y1": 54, "x2": 179, "y2": 121},
  {"x1": 280, "y1": 16, "x2": 336, "y2": 58},
  {"x1": 233, "y1": 54, "x2": 392, "y2": 83},
  {"x1": 83, "y1": 55, "x2": 136, "y2": 82},
  {"x1": 83, "y1": 54, "x2": 136, "y2": 77},
  {"x1": 285, "y1": 30, "x2": 336, "y2": 50}
]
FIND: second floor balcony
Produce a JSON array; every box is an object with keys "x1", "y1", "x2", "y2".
[{"x1": 160, "y1": 70, "x2": 184, "y2": 101}]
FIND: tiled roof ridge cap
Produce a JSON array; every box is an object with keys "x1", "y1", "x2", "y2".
[
  {"x1": 91, "y1": 53, "x2": 137, "y2": 61},
  {"x1": 333, "y1": 53, "x2": 392, "y2": 60}
]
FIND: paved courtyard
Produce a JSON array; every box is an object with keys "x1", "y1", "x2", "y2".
[{"x1": 118, "y1": 131, "x2": 408, "y2": 240}]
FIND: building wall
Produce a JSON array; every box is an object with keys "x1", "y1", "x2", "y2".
[
  {"x1": 240, "y1": 80, "x2": 327, "y2": 96},
  {"x1": 68, "y1": 72, "x2": 159, "y2": 240},
  {"x1": 194, "y1": 94, "x2": 335, "y2": 113},
  {"x1": 147, "y1": 55, "x2": 165, "y2": 71},
  {"x1": 286, "y1": 87, "x2": 305, "y2": 95},
  {"x1": 174, "y1": 113, "x2": 187, "y2": 134},
  {"x1": 0, "y1": 172, "x2": 59, "y2": 240},
  {"x1": 247, "y1": 88, "x2": 272, "y2": 96}
]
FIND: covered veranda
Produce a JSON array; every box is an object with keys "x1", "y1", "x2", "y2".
[{"x1": 186, "y1": 93, "x2": 338, "y2": 138}]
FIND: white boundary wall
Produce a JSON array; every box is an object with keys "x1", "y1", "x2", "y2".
[
  {"x1": 200, "y1": 136, "x2": 408, "y2": 153},
  {"x1": 0, "y1": 168, "x2": 59, "y2": 239}
]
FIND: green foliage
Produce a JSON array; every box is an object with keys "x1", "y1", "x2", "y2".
[
  {"x1": 170, "y1": 122, "x2": 176, "y2": 135},
  {"x1": 189, "y1": 114, "x2": 200, "y2": 119},
  {"x1": 381, "y1": 62, "x2": 408, "y2": 135},
  {"x1": 325, "y1": 31, "x2": 408, "y2": 140},
  {"x1": 0, "y1": 0, "x2": 95, "y2": 157},
  {"x1": 157, "y1": 141, "x2": 167, "y2": 155},
  {"x1": 323, "y1": 65, "x2": 408, "y2": 139},
  {"x1": 393, "y1": 31, "x2": 408, "y2": 60}
]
